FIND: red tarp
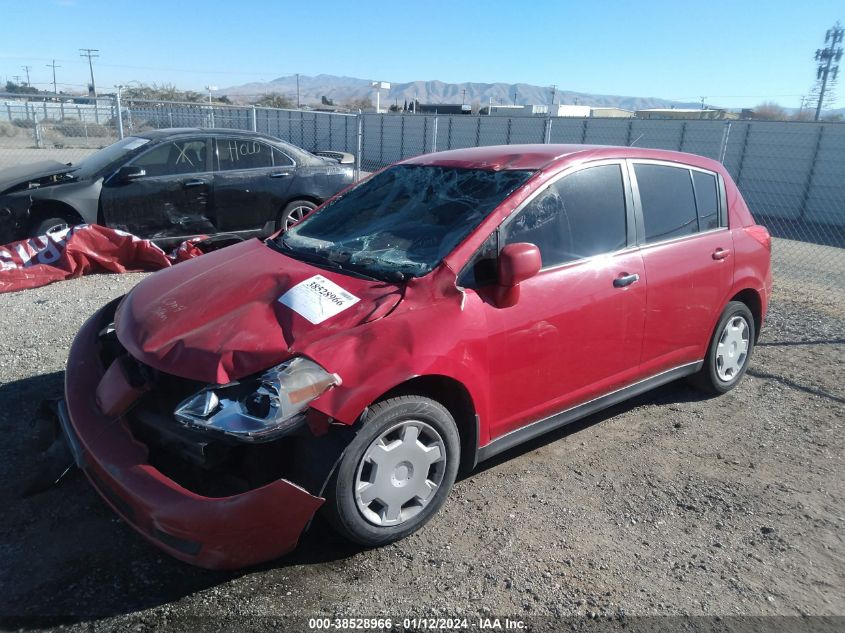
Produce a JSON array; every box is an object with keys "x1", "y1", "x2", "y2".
[{"x1": 0, "y1": 224, "x2": 205, "y2": 294}]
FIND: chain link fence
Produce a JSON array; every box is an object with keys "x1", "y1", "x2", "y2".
[{"x1": 1, "y1": 93, "x2": 843, "y2": 290}]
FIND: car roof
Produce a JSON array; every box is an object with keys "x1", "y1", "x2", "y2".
[
  {"x1": 401, "y1": 144, "x2": 725, "y2": 173},
  {"x1": 136, "y1": 128, "x2": 285, "y2": 144}
]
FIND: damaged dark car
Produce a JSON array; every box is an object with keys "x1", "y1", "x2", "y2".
[{"x1": 0, "y1": 128, "x2": 355, "y2": 245}]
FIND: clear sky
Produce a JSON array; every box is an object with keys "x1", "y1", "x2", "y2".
[{"x1": 0, "y1": 0, "x2": 842, "y2": 110}]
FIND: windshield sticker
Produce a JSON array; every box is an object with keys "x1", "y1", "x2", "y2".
[
  {"x1": 278, "y1": 274, "x2": 360, "y2": 324},
  {"x1": 124, "y1": 138, "x2": 150, "y2": 150}
]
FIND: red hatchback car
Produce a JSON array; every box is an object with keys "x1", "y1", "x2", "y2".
[{"x1": 61, "y1": 144, "x2": 772, "y2": 568}]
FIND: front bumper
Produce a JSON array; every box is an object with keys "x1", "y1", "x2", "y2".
[{"x1": 61, "y1": 303, "x2": 324, "y2": 569}]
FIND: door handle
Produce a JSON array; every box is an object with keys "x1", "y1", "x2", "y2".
[
  {"x1": 269, "y1": 172, "x2": 291, "y2": 178},
  {"x1": 712, "y1": 248, "x2": 731, "y2": 260},
  {"x1": 182, "y1": 179, "x2": 207, "y2": 188},
  {"x1": 613, "y1": 273, "x2": 640, "y2": 288}
]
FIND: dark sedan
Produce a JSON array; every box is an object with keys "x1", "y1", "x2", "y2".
[{"x1": 0, "y1": 128, "x2": 355, "y2": 245}]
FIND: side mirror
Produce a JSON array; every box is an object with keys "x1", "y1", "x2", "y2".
[
  {"x1": 113, "y1": 165, "x2": 146, "y2": 184},
  {"x1": 495, "y1": 242, "x2": 541, "y2": 308}
]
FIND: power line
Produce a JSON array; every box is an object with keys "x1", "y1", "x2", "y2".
[
  {"x1": 79, "y1": 48, "x2": 99, "y2": 96},
  {"x1": 46, "y1": 59, "x2": 61, "y2": 94},
  {"x1": 21, "y1": 65, "x2": 31, "y2": 86}
]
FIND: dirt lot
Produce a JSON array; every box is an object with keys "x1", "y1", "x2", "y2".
[
  {"x1": 0, "y1": 242, "x2": 842, "y2": 632},
  {"x1": 0, "y1": 147, "x2": 98, "y2": 170}
]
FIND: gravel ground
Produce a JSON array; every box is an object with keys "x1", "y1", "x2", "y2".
[{"x1": 0, "y1": 244, "x2": 842, "y2": 632}]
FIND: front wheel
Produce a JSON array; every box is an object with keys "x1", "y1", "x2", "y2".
[
  {"x1": 32, "y1": 216, "x2": 70, "y2": 237},
  {"x1": 689, "y1": 301, "x2": 755, "y2": 395},
  {"x1": 278, "y1": 200, "x2": 317, "y2": 231},
  {"x1": 325, "y1": 396, "x2": 460, "y2": 547}
]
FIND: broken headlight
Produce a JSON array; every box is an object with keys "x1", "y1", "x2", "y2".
[{"x1": 174, "y1": 357, "x2": 340, "y2": 442}]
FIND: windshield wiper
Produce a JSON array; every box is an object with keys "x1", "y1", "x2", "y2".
[{"x1": 268, "y1": 238, "x2": 383, "y2": 282}]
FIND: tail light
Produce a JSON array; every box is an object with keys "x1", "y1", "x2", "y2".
[{"x1": 744, "y1": 225, "x2": 771, "y2": 251}]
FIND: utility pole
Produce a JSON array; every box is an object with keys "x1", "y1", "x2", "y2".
[
  {"x1": 79, "y1": 48, "x2": 99, "y2": 96},
  {"x1": 512, "y1": 86, "x2": 518, "y2": 105},
  {"x1": 296, "y1": 73, "x2": 300, "y2": 108},
  {"x1": 12, "y1": 75, "x2": 22, "y2": 85},
  {"x1": 813, "y1": 22, "x2": 843, "y2": 121},
  {"x1": 461, "y1": 88, "x2": 467, "y2": 105},
  {"x1": 114, "y1": 84, "x2": 125, "y2": 139},
  {"x1": 21, "y1": 65, "x2": 32, "y2": 86},
  {"x1": 549, "y1": 84, "x2": 557, "y2": 117},
  {"x1": 700, "y1": 96, "x2": 707, "y2": 110},
  {"x1": 46, "y1": 59, "x2": 61, "y2": 95}
]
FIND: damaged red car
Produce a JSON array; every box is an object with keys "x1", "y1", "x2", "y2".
[{"x1": 60, "y1": 144, "x2": 772, "y2": 569}]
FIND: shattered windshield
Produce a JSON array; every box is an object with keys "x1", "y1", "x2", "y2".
[
  {"x1": 276, "y1": 165, "x2": 533, "y2": 280},
  {"x1": 74, "y1": 136, "x2": 151, "y2": 177}
]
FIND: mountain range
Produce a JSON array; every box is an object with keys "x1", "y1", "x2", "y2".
[{"x1": 219, "y1": 73, "x2": 706, "y2": 111}]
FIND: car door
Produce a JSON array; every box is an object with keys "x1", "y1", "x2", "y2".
[
  {"x1": 630, "y1": 161, "x2": 734, "y2": 376},
  {"x1": 461, "y1": 161, "x2": 647, "y2": 440},
  {"x1": 211, "y1": 136, "x2": 296, "y2": 233},
  {"x1": 100, "y1": 137, "x2": 214, "y2": 239}
]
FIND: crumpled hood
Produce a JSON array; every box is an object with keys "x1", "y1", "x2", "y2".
[
  {"x1": 115, "y1": 238, "x2": 403, "y2": 384},
  {"x1": 0, "y1": 160, "x2": 74, "y2": 193}
]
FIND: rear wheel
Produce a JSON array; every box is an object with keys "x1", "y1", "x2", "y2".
[
  {"x1": 279, "y1": 200, "x2": 317, "y2": 231},
  {"x1": 689, "y1": 301, "x2": 755, "y2": 395},
  {"x1": 325, "y1": 396, "x2": 460, "y2": 547}
]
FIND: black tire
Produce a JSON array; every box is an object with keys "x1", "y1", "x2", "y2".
[
  {"x1": 32, "y1": 216, "x2": 71, "y2": 237},
  {"x1": 278, "y1": 200, "x2": 317, "y2": 231},
  {"x1": 688, "y1": 301, "x2": 756, "y2": 395},
  {"x1": 324, "y1": 395, "x2": 460, "y2": 547}
]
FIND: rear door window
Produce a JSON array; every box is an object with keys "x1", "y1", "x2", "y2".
[
  {"x1": 503, "y1": 163, "x2": 628, "y2": 268},
  {"x1": 692, "y1": 170, "x2": 720, "y2": 231},
  {"x1": 634, "y1": 163, "x2": 698, "y2": 243},
  {"x1": 215, "y1": 138, "x2": 274, "y2": 171}
]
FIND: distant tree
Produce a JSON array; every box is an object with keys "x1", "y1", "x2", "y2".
[
  {"x1": 403, "y1": 99, "x2": 408, "y2": 111},
  {"x1": 321, "y1": 95, "x2": 335, "y2": 106},
  {"x1": 822, "y1": 112, "x2": 844, "y2": 122},
  {"x1": 216, "y1": 95, "x2": 232, "y2": 104},
  {"x1": 751, "y1": 102, "x2": 789, "y2": 121},
  {"x1": 122, "y1": 83, "x2": 205, "y2": 103},
  {"x1": 253, "y1": 93, "x2": 296, "y2": 109},
  {"x1": 471, "y1": 100, "x2": 481, "y2": 114},
  {"x1": 345, "y1": 97, "x2": 373, "y2": 111},
  {"x1": 791, "y1": 108, "x2": 815, "y2": 121},
  {"x1": 4, "y1": 81, "x2": 39, "y2": 95},
  {"x1": 388, "y1": 103, "x2": 402, "y2": 112}
]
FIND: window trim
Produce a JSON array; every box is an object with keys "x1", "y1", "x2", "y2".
[
  {"x1": 627, "y1": 158, "x2": 728, "y2": 249},
  {"x1": 126, "y1": 137, "x2": 211, "y2": 177},
  {"x1": 211, "y1": 136, "x2": 296, "y2": 173}
]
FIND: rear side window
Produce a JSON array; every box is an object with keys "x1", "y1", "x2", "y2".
[
  {"x1": 504, "y1": 163, "x2": 627, "y2": 268},
  {"x1": 272, "y1": 148, "x2": 294, "y2": 167},
  {"x1": 635, "y1": 164, "x2": 698, "y2": 243},
  {"x1": 692, "y1": 170, "x2": 719, "y2": 230}
]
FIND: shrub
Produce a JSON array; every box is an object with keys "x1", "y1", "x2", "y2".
[
  {"x1": 0, "y1": 121, "x2": 18, "y2": 137},
  {"x1": 53, "y1": 117, "x2": 112, "y2": 137},
  {"x1": 11, "y1": 118, "x2": 35, "y2": 129}
]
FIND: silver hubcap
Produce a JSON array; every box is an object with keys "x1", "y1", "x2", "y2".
[
  {"x1": 355, "y1": 420, "x2": 447, "y2": 527},
  {"x1": 715, "y1": 315, "x2": 750, "y2": 382},
  {"x1": 44, "y1": 222, "x2": 69, "y2": 235},
  {"x1": 284, "y1": 205, "x2": 312, "y2": 229}
]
